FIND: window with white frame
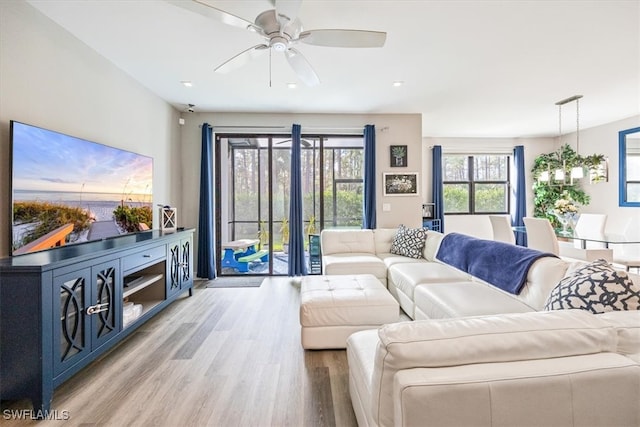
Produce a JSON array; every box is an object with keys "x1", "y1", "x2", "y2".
[{"x1": 443, "y1": 154, "x2": 510, "y2": 214}]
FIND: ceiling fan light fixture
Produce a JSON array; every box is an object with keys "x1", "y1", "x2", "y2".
[{"x1": 270, "y1": 36, "x2": 288, "y2": 52}]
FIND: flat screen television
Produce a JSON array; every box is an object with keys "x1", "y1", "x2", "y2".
[{"x1": 10, "y1": 120, "x2": 153, "y2": 255}]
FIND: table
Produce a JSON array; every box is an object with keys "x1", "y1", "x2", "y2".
[
  {"x1": 512, "y1": 226, "x2": 640, "y2": 249},
  {"x1": 221, "y1": 239, "x2": 262, "y2": 271}
]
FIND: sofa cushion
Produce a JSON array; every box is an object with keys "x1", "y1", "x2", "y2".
[
  {"x1": 388, "y1": 262, "x2": 471, "y2": 302},
  {"x1": 320, "y1": 229, "x2": 375, "y2": 255},
  {"x1": 414, "y1": 282, "x2": 534, "y2": 319},
  {"x1": 299, "y1": 274, "x2": 398, "y2": 327},
  {"x1": 321, "y1": 253, "x2": 387, "y2": 282},
  {"x1": 370, "y1": 310, "x2": 617, "y2": 427},
  {"x1": 373, "y1": 228, "x2": 398, "y2": 255},
  {"x1": 390, "y1": 225, "x2": 427, "y2": 259},
  {"x1": 544, "y1": 259, "x2": 640, "y2": 313},
  {"x1": 423, "y1": 230, "x2": 445, "y2": 262},
  {"x1": 378, "y1": 253, "x2": 428, "y2": 270}
]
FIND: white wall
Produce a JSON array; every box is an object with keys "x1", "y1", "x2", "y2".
[{"x1": 0, "y1": 1, "x2": 182, "y2": 258}]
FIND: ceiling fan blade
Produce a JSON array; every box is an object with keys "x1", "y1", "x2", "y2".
[
  {"x1": 285, "y1": 48, "x2": 320, "y2": 87},
  {"x1": 299, "y1": 29, "x2": 387, "y2": 48},
  {"x1": 275, "y1": 0, "x2": 302, "y2": 28},
  {"x1": 167, "y1": 0, "x2": 257, "y2": 33},
  {"x1": 215, "y1": 45, "x2": 269, "y2": 74},
  {"x1": 276, "y1": 139, "x2": 312, "y2": 147}
]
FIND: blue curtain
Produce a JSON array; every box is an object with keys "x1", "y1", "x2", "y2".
[
  {"x1": 363, "y1": 124, "x2": 377, "y2": 229},
  {"x1": 288, "y1": 124, "x2": 307, "y2": 276},
  {"x1": 197, "y1": 123, "x2": 216, "y2": 279},
  {"x1": 512, "y1": 145, "x2": 527, "y2": 246},
  {"x1": 432, "y1": 146, "x2": 445, "y2": 233}
]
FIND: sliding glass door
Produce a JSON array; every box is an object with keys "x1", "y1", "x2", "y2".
[{"x1": 216, "y1": 134, "x2": 363, "y2": 276}]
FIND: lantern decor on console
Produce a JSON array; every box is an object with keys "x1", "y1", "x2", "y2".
[{"x1": 159, "y1": 204, "x2": 177, "y2": 232}]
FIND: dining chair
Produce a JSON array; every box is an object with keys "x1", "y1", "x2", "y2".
[
  {"x1": 613, "y1": 218, "x2": 640, "y2": 272},
  {"x1": 488, "y1": 215, "x2": 515, "y2": 244},
  {"x1": 573, "y1": 213, "x2": 607, "y2": 248},
  {"x1": 523, "y1": 217, "x2": 559, "y2": 255}
]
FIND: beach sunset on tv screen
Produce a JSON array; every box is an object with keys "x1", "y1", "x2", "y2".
[{"x1": 11, "y1": 121, "x2": 153, "y2": 255}]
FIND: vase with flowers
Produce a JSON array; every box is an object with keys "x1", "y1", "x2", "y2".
[{"x1": 550, "y1": 192, "x2": 579, "y2": 235}]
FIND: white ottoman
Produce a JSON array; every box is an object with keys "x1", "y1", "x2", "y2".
[{"x1": 300, "y1": 274, "x2": 400, "y2": 349}]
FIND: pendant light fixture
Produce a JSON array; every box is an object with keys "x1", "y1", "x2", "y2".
[{"x1": 555, "y1": 95, "x2": 584, "y2": 184}]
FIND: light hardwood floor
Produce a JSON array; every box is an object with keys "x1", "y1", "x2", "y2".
[{"x1": 2, "y1": 278, "x2": 358, "y2": 427}]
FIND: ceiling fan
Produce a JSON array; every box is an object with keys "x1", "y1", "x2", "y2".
[
  {"x1": 275, "y1": 138, "x2": 313, "y2": 147},
  {"x1": 168, "y1": 0, "x2": 387, "y2": 86}
]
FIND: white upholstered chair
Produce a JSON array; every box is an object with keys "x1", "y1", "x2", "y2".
[
  {"x1": 559, "y1": 213, "x2": 612, "y2": 261},
  {"x1": 523, "y1": 217, "x2": 559, "y2": 255},
  {"x1": 488, "y1": 215, "x2": 515, "y2": 244},
  {"x1": 613, "y1": 218, "x2": 640, "y2": 272},
  {"x1": 573, "y1": 213, "x2": 607, "y2": 248}
]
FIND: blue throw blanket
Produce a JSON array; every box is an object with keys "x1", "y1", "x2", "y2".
[{"x1": 435, "y1": 233, "x2": 557, "y2": 294}]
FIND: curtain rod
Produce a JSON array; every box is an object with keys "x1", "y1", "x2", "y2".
[
  {"x1": 209, "y1": 125, "x2": 287, "y2": 131},
  {"x1": 434, "y1": 146, "x2": 514, "y2": 155},
  {"x1": 207, "y1": 125, "x2": 368, "y2": 134}
]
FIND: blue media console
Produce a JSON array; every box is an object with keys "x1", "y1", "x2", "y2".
[{"x1": 0, "y1": 229, "x2": 194, "y2": 414}]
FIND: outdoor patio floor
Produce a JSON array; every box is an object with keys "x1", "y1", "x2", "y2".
[{"x1": 220, "y1": 251, "x2": 318, "y2": 277}]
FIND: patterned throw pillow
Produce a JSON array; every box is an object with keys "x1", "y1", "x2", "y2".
[
  {"x1": 544, "y1": 259, "x2": 640, "y2": 313},
  {"x1": 390, "y1": 224, "x2": 427, "y2": 259}
]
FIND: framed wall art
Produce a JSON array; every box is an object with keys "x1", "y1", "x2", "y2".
[
  {"x1": 390, "y1": 145, "x2": 407, "y2": 167},
  {"x1": 383, "y1": 172, "x2": 419, "y2": 196}
]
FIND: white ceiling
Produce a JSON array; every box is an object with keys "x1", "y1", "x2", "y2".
[{"x1": 27, "y1": 0, "x2": 640, "y2": 138}]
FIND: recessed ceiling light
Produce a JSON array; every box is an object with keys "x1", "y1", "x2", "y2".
[
  {"x1": 287, "y1": 82, "x2": 297, "y2": 89},
  {"x1": 393, "y1": 81, "x2": 404, "y2": 87},
  {"x1": 181, "y1": 81, "x2": 193, "y2": 87}
]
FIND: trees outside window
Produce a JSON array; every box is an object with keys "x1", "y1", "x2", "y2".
[{"x1": 443, "y1": 154, "x2": 510, "y2": 214}]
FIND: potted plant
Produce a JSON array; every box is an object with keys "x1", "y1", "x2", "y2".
[
  {"x1": 306, "y1": 215, "x2": 317, "y2": 238},
  {"x1": 531, "y1": 144, "x2": 594, "y2": 228},
  {"x1": 391, "y1": 145, "x2": 407, "y2": 166},
  {"x1": 280, "y1": 218, "x2": 289, "y2": 253},
  {"x1": 257, "y1": 220, "x2": 269, "y2": 250},
  {"x1": 304, "y1": 215, "x2": 317, "y2": 250}
]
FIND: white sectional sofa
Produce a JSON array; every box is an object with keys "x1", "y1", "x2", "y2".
[
  {"x1": 347, "y1": 309, "x2": 640, "y2": 427},
  {"x1": 320, "y1": 228, "x2": 640, "y2": 427},
  {"x1": 321, "y1": 228, "x2": 583, "y2": 320}
]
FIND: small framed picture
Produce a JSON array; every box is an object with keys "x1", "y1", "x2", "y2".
[
  {"x1": 422, "y1": 203, "x2": 434, "y2": 219},
  {"x1": 390, "y1": 145, "x2": 408, "y2": 167},
  {"x1": 383, "y1": 173, "x2": 419, "y2": 196}
]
